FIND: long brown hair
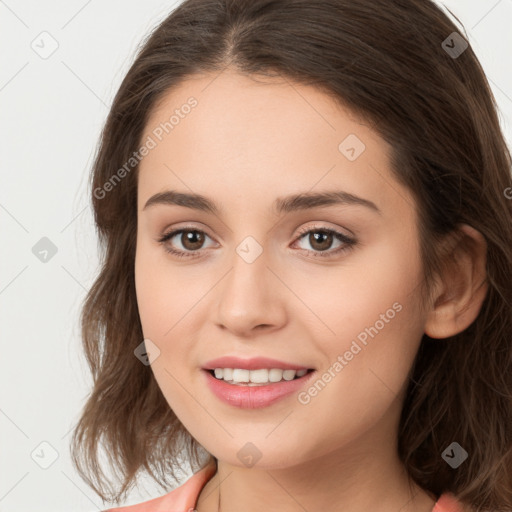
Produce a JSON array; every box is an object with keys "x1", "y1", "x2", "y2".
[{"x1": 70, "y1": 0, "x2": 512, "y2": 509}]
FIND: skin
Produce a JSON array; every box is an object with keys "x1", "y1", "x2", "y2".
[{"x1": 134, "y1": 68, "x2": 487, "y2": 512}]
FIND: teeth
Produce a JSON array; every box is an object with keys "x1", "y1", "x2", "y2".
[
  {"x1": 211, "y1": 368, "x2": 310, "y2": 384},
  {"x1": 250, "y1": 369, "x2": 270, "y2": 383},
  {"x1": 232, "y1": 369, "x2": 250, "y2": 382},
  {"x1": 268, "y1": 369, "x2": 283, "y2": 382},
  {"x1": 282, "y1": 369, "x2": 296, "y2": 381}
]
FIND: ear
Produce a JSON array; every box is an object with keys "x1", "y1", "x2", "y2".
[{"x1": 424, "y1": 224, "x2": 488, "y2": 339}]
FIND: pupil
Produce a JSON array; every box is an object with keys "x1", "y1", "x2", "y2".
[
  {"x1": 310, "y1": 231, "x2": 332, "y2": 251},
  {"x1": 183, "y1": 230, "x2": 204, "y2": 250}
]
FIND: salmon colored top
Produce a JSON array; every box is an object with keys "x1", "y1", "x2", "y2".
[{"x1": 104, "y1": 460, "x2": 465, "y2": 512}]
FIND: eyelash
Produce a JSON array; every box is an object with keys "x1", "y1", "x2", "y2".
[{"x1": 157, "y1": 224, "x2": 357, "y2": 260}]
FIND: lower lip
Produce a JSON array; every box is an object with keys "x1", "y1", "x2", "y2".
[{"x1": 203, "y1": 369, "x2": 316, "y2": 409}]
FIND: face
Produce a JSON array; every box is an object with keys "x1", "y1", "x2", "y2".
[{"x1": 135, "y1": 68, "x2": 428, "y2": 469}]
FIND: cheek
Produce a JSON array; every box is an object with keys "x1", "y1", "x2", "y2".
[
  {"x1": 134, "y1": 240, "x2": 211, "y2": 407},
  {"x1": 287, "y1": 231, "x2": 425, "y2": 406},
  {"x1": 286, "y1": 225, "x2": 424, "y2": 349},
  {"x1": 134, "y1": 237, "x2": 203, "y2": 338}
]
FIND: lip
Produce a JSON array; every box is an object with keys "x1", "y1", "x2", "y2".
[
  {"x1": 202, "y1": 356, "x2": 312, "y2": 371},
  {"x1": 203, "y1": 368, "x2": 316, "y2": 409}
]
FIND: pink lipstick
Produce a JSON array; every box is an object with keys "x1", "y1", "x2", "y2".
[{"x1": 202, "y1": 356, "x2": 315, "y2": 409}]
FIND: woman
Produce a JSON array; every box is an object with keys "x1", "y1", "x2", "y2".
[{"x1": 71, "y1": 1, "x2": 512, "y2": 511}]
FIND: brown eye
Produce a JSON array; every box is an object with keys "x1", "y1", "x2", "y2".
[
  {"x1": 180, "y1": 230, "x2": 205, "y2": 250},
  {"x1": 308, "y1": 231, "x2": 333, "y2": 251},
  {"x1": 294, "y1": 226, "x2": 356, "y2": 258},
  {"x1": 158, "y1": 228, "x2": 216, "y2": 258}
]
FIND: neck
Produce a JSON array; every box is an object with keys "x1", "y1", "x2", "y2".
[{"x1": 196, "y1": 425, "x2": 436, "y2": 512}]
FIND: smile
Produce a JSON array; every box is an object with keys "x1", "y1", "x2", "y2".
[
  {"x1": 203, "y1": 368, "x2": 316, "y2": 408},
  {"x1": 210, "y1": 367, "x2": 311, "y2": 385}
]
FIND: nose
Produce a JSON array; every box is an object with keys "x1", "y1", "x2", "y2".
[{"x1": 214, "y1": 246, "x2": 287, "y2": 337}]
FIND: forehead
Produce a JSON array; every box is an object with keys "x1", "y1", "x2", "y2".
[{"x1": 137, "y1": 69, "x2": 414, "y2": 218}]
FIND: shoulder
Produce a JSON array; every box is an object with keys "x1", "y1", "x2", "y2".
[
  {"x1": 103, "y1": 460, "x2": 217, "y2": 512},
  {"x1": 432, "y1": 492, "x2": 471, "y2": 512}
]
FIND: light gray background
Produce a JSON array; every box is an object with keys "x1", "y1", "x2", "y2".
[{"x1": 1, "y1": 1, "x2": 511, "y2": 511}]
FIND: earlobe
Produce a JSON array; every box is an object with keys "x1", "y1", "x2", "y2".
[{"x1": 424, "y1": 224, "x2": 488, "y2": 340}]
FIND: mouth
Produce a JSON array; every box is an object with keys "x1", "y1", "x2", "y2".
[
  {"x1": 202, "y1": 367, "x2": 317, "y2": 409},
  {"x1": 206, "y1": 368, "x2": 315, "y2": 386}
]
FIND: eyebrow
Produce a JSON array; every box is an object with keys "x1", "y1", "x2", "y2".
[{"x1": 142, "y1": 189, "x2": 381, "y2": 215}]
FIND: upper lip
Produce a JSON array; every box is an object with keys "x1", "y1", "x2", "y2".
[{"x1": 202, "y1": 356, "x2": 313, "y2": 371}]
